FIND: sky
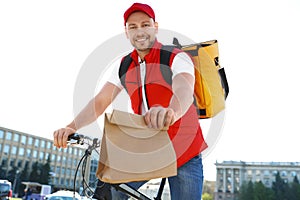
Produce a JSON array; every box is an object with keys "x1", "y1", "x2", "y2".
[{"x1": 1, "y1": 0, "x2": 300, "y2": 181}]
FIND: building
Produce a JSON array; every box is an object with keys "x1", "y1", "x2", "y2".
[
  {"x1": 214, "y1": 160, "x2": 300, "y2": 200},
  {"x1": 0, "y1": 126, "x2": 97, "y2": 191}
]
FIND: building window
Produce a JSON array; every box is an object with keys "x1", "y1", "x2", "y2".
[
  {"x1": 11, "y1": 146, "x2": 17, "y2": 155},
  {"x1": 52, "y1": 154, "x2": 56, "y2": 161},
  {"x1": 13, "y1": 133, "x2": 20, "y2": 142},
  {"x1": 264, "y1": 170, "x2": 270, "y2": 176},
  {"x1": 19, "y1": 147, "x2": 25, "y2": 156},
  {"x1": 291, "y1": 171, "x2": 297, "y2": 177},
  {"x1": 6, "y1": 131, "x2": 12, "y2": 140},
  {"x1": 0, "y1": 130, "x2": 4, "y2": 138},
  {"x1": 21, "y1": 135, "x2": 26, "y2": 145},
  {"x1": 41, "y1": 140, "x2": 45, "y2": 148},
  {"x1": 73, "y1": 158, "x2": 77, "y2": 166},
  {"x1": 35, "y1": 139, "x2": 39, "y2": 147},
  {"x1": 61, "y1": 167, "x2": 65, "y2": 174},
  {"x1": 10, "y1": 159, "x2": 15, "y2": 167},
  {"x1": 264, "y1": 178, "x2": 270, "y2": 187},
  {"x1": 66, "y1": 169, "x2": 71, "y2": 176},
  {"x1": 18, "y1": 160, "x2": 23, "y2": 168},
  {"x1": 281, "y1": 171, "x2": 287, "y2": 177},
  {"x1": 56, "y1": 166, "x2": 61, "y2": 174},
  {"x1": 66, "y1": 179, "x2": 69, "y2": 187},
  {"x1": 33, "y1": 150, "x2": 38, "y2": 158},
  {"x1": 28, "y1": 137, "x2": 33, "y2": 145},
  {"x1": 68, "y1": 158, "x2": 72, "y2": 165},
  {"x1": 4, "y1": 145, "x2": 10, "y2": 154},
  {"x1": 45, "y1": 153, "x2": 49, "y2": 160},
  {"x1": 39, "y1": 152, "x2": 44, "y2": 160},
  {"x1": 256, "y1": 170, "x2": 261, "y2": 177},
  {"x1": 1, "y1": 157, "x2": 8, "y2": 166},
  {"x1": 47, "y1": 141, "x2": 52, "y2": 149},
  {"x1": 26, "y1": 149, "x2": 31, "y2": 157}
]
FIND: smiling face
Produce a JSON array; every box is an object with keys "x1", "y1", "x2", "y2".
[{"x1": 125, "y1": 11, "x2": 158, "y2": 58}]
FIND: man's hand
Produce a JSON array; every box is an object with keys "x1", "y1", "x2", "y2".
[
  {"x1": 144, "y1": 106, "x2": 176, "y2": 129},
  {"x1": 53, "y1": 127, "x2": 76, "y2": 148}
]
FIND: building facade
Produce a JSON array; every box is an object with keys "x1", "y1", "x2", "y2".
[
  {"x1": 0, "y1": 126, "x2": 97, "y2": 191},
  {"x1": 215, "y1": 160, "x2": 300, "y2": 200}
]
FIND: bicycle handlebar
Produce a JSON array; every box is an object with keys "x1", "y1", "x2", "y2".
[{"x1": 67, "y1": 133, "x2": 85, "y2": 145}]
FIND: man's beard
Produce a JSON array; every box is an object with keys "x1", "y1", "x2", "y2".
[{"x1": 135, "y1": 38, "x2": 155, "y2": 52}]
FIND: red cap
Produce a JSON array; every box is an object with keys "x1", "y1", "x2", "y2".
[{"x1": 123, "y1": 3, "x2": 155, "y2": 26}]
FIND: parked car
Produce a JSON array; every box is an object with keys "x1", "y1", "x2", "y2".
[
  {"x1": 44, "y1": 190, "x2": 81, "y2": 200},
  {"x1": 0, "y1": 180, "x2": 12, "y2": 200}
]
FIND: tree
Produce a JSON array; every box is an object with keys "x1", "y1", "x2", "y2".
[
  {"x1": 40, "y1": 155, "x2": 51, "y2": 184},
  {"x1": 17, "y1": 161, "x2": 30, "y2": 196},
  {"x1": 202, "y1": 192, "x2": 213, "y2": 200},
  {"x1": 239, "y1": 181, "x2": 254, "y2": 200},
  {"x1": 272, "y1": 172, "x2": 287, "y2": 200},
  {"x1": 253, "y1": 181, "x2": 274, "y2": 200},
  {"x1": 0, "y1": 163, "x2": 6, "y2": 179},
  {"x1": 288, "y1": 176, "x2": 300, "y2": 200},
  {"x1": 29, "y1": 162, "x2": 41, "y2": 182},
  {"x1": 7, "y1": 166, "x2": 18, "y2": 183}
]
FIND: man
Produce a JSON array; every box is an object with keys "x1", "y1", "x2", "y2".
[{"x1": 53, "y1": 3, "x2": 207, "y2": 199}]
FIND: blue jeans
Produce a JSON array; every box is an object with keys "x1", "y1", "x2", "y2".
[{"x1": 111, "y1": 154, "x2": 204, "y2": 200}]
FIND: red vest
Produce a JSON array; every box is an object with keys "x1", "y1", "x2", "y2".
[{"x1": 121, "y1": 41, "x2": 207, "y2": 167}]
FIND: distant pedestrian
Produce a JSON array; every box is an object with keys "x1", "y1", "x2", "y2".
[{"x1": 24, "y1": 187, "x2": 32, "y2": 200}]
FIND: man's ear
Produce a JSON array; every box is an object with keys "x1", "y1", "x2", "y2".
[{"x1": 154, "y1": 22, "x2": 159, "y2": 34}]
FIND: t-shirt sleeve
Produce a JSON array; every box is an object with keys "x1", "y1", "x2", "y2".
[
  {"x1": 171, "y1": 52, "x2": 195, "y2": 79},
  {"x1": 107, "y1": 57, "x2": 124, "y2": 89}
]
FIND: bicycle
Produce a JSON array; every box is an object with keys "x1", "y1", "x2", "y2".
[{"x1": 67, "y1": 133, "x2": 167, "y2": 200}]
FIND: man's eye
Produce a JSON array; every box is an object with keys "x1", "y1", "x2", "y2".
[
  {"x1": 143, "y1": 24, "x2": 150, "y2": 27},
  {"x1": 129, "y1": 26, "x2": 137, "y2": 30}
]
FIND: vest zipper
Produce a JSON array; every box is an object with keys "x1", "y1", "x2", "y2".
[{"x1": 143, "y1": 58, "x2": 150, "y2": 110}]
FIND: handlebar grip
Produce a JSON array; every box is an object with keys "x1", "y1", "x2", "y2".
[
  {"x1": 67, "y1": 133, "x2": 84, "y2": 145},
  {"x1": 68, "y1": 133, "x2": 81, "y2": 141}
]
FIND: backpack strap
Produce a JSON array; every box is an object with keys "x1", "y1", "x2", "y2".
[
  {"x1": 119, "y1": 46, "x2": 175, "y2": 90},
  {"x1": 119, "y1": 53, "x2": 133, "y2": 90},
  {"x1": 160, "y1": 45, "x2": 175, "y2": 85},
  {"x1": 219, "y1": 67, "x2": 229, "y2": 99}
]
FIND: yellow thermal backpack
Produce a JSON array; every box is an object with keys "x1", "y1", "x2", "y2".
[
  {"x1": 119, "y1": 38, "x2": 229, "y2": 119},
  {"x1": 172, "y1": 38, "x2": 229, "y2": 118}
]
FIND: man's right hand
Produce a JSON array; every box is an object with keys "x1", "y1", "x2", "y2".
[{"x1": 53, "y1": 127, "x2": 76, "y2": 148}]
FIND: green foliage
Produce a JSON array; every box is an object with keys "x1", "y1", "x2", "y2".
[
  {"x1": 29, "y1": 162, "x2": 41, "y2": 182},
  {"x1": 239, "y1": 181, "x2": 254, "y2": 200},
  {"x1": 239, "y1": 173, "x2": 300, "y2": 200},
  {"x1": 253, "y1": 181, "x2": 274, "y2": 200},
  {"x1": 202, "y1": 192, "x2": 213, "y2": 200},
  {"x1": 40, "y1": 155, "x2": 51, "y2": 184},
  {"x1": 0, "y1": 159, "x2": 52, "y2": 198},
  {"x1": 0, "y1": 163, "x2": 6, "y2": 179}
]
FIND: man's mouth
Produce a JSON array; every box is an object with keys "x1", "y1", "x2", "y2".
[{"x1": 136, "y1": 37, "x2": 148, "y2": 43}]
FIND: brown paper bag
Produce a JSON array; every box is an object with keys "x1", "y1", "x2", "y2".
[{"x1": 96, "y1": 109, "x2": 177, "y2": 184}]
